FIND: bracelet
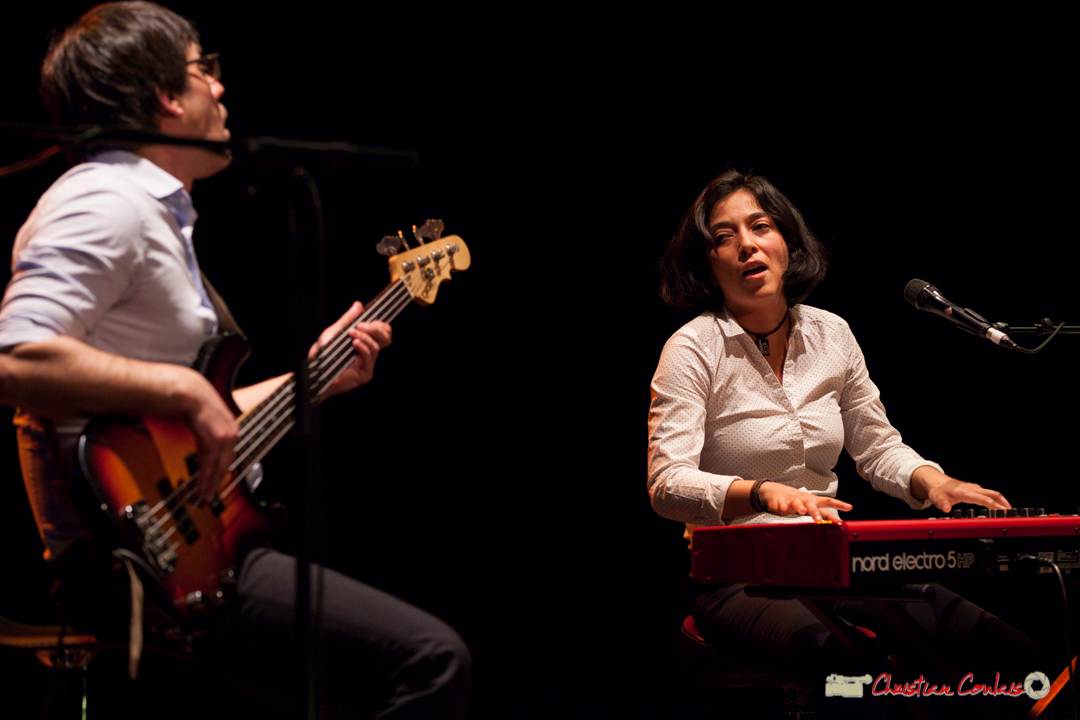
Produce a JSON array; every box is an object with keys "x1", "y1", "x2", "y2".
[{"x1": 749, "y1": 479, "x2": 770, "y2": 513}]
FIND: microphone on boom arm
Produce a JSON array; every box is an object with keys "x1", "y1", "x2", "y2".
[{"x1": 903, "y1": 279, "x2": 1017, "y2": 350}]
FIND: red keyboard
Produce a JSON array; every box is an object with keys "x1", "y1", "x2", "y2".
[{"x1": 690, "y1": 516, "x2": 1080, "y2": 588}]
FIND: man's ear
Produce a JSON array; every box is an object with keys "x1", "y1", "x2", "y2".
[{"x1": 155, "y1": 87, "x2": 183, "y2": 118}]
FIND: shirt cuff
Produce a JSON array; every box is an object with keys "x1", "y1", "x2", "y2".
[
  {"x1": 898, "y1": 459, "x2": 943, "y2": 510},
  {"x1": 704, "y1": 475, "x2": 736, "y2": 526},
  {"x1": 0, "y1": 315, "x2": 62, "y2": 351}
]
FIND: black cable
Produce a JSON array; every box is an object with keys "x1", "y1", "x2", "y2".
[
  {"x1": 1018, "y1": 554, "x2": 1077, "y2": 719},
  {"x1": 1011, "y1": 323, "x2": 1067, "y2": 354}
]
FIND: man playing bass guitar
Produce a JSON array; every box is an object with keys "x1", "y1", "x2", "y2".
[{"x1": 0, "y1": 3, "x2": 470, "y2": 718}]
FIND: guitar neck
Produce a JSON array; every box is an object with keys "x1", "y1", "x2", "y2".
[
  {"x1": 308, "y1": 277, "x2": 414, "y2": 397},
  {"x1": 228, "y1": 233, "x2": 469, "y2": 481},
  {"x1": 230, "y1": 277, "x2": 410, "y2": 478}
]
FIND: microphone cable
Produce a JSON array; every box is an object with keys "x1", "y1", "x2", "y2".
[{"x1": 1017, "y1": 553, "x2": 1077, "y2": 720}]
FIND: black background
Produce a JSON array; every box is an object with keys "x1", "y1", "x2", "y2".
[{"x1": 1, "y1": 3, "x2": 1077, "y2": 718}]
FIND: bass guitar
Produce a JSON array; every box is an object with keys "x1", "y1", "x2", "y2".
[{"x1": 77, "y1": 223, "x2": 470, "y2": 617}]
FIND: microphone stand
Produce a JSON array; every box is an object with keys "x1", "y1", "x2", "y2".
[
  {"x1": 997, "y1": 319, "x2": 1080, "y2": 336},
  {"x1": 287, "y1": 162, "x2": 325, "y2": 720},
  {"x1": 991, "y1": 319, "x2": 1078, "y2": 354},
  {"x1": 0, "y1": 122, "x2": 420, "y2": 173},
  {"x1": 223, "y1": 140, "x2": 415, "y2": 720}
]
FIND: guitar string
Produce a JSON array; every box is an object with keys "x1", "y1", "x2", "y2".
[
  {"x1": 143, "y1": 248, "x2": 455, "y2": 553},
  {"x1": 145, "y1": 278, "x2": 416, "y2": 542},
  {"x1": 162, "y1": 240, "x2": 458, "y2": 524},
  {"x1": 143, "y1": 276, "x2": 417, "y2": 539},
  {"x1": 231, "y1": 255, "x2": 434, "y2": 446},
  {"x1": 221, "y1": 276, "x2": 418, "y2": 490},
  {"x1": 147, "y1": 277, "x2": 419, "y2": 550},
  {"x1": 143, "y1": 255, "x2": 447, "y2": 544},
  {"x1": 224, "y1": 268, "x2": 422, "y2": 483}
]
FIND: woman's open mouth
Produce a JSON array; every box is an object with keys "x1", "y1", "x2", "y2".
[{"x1": 742, "y1": 264, "x2": 766, "y2": 279}]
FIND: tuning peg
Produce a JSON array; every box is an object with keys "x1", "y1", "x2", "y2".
[
  {"x1": 376, "y1": 233, "x2": 403, "y2": 257},
  {"x1": 415, "y1": 219, "x2": 445, "y2": 242}
]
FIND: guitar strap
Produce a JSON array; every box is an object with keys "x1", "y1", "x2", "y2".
[{"x1": 200, "y1": 271, "x2": 245, "y2": 337}]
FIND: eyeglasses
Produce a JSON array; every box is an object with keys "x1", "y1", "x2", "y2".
[{"x1": 187, "y1": 52, "x2": 221, "y2": 83}]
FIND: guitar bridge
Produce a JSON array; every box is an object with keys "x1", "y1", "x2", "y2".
[{"x1": 125, "y1": 500, "x2": 178, "y2": 574}]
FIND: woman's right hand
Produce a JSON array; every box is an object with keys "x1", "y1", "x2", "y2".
[{"x1": 758, "y1": 481, "x2": 852, "y2": 522}]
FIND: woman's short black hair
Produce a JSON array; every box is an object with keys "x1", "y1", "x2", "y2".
[
  {"x1": 659, "y1": 170, "x2": 828, "y2": 313},
  {"x1": 40, "y1": 2, "x2": 199, "y2": 132}
]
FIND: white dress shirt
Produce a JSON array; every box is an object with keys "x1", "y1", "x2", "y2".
[{"x1": 648, "y1": 304, "x2": 937, "y2": 539}]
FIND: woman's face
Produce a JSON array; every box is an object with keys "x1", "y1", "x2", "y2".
[{"x1": 707, "y1": 189, "x2": 789, "y2": 317}]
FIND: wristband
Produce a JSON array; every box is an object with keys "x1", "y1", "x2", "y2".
[{"x1": 749, "y1": 479, "x2": 770, "y2": 513}]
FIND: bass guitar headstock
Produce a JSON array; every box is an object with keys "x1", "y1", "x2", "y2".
[{"x1": 377, "y1": 219, "x2": 471, "y2": 306}]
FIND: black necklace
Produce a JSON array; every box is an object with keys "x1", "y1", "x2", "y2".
[{"x1": 745, "y1": 310, "x2": 789, "y2": 356}]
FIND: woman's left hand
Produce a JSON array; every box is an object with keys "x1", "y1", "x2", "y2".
[{"x1": 910, "y1": 465, "x2": 1011, "y2": 514}]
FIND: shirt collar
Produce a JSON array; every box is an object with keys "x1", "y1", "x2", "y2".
[
  {"x1": 715, "y1": 304, "x2": 802, "y2": 338},
  {"x1": 90, "y1": 149, "x2": 196, "y2": 229},
  {"x1": 89, "y1": 149, "x2": 186, "y2": 200}
]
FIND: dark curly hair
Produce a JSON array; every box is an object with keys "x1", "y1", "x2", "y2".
[
  {"x1": 40, "y1": 2, "x2": 198, "y2": 132},
  {"x1": 659, "y1": 170, "x2": 828, "y2": 313}
]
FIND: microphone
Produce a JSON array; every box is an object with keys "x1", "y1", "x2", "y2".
[{"x1": 903, "y1": 279, "x2": 1017, "y2": 349}]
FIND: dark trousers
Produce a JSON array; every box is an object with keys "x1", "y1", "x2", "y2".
[
  {"x1": 56, "y1": 544, "x2": 470, "y2": 719},
  {"x1": 199, "y1": 548, "x2": 471, "y2": 719},
  {"x1": 691, "y1": 580, "x2": 1043, "y2": 719}
]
